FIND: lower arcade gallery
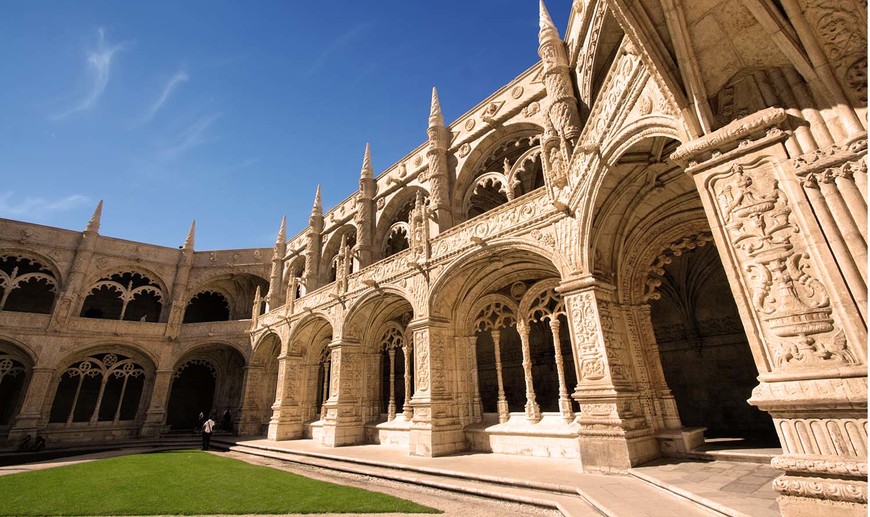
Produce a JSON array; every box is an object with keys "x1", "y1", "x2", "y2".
[{"x1": 0, "y1": 1, "x2": 867, "y2": 515}]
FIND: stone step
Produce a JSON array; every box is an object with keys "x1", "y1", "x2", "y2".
[{"x1": 218, "y1": 439, "x2": 722, "y2": 517}]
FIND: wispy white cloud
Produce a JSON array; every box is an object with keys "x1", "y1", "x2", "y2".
[
  {"x1": 159, "y1": 112, "x2": 222, "y2": 159},
  {"x1": 0, "y1": 193, "x2": 90, "y2": 219},
  {"x1": 53, "y1": 28, "x2": 125, "y2": 120},
  {"x1": 307, "y1": 22, "x2": 372, "y2": 76},
  {"x1": 143, "y1": 70, "x2": 189, "y2": 122}
]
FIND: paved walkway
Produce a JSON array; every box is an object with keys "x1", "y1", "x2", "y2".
[
  {"x1": 631, "y1": 458, "x2": 781, "y2": 517},
  {"x1": 226, "y1": 437, "x2": 783, "y2": 516}
]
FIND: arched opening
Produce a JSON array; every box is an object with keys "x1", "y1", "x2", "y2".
[
  {"x1": 183, "y1": 291, "x2": 230, "y2": 323},
  {"x1": 430, "y1": 245, "x2": 579, "y2": 457},
  {"x1": 649, "y1": 241, "x2": 776, "y2": 442},
  {"x1": 165, "y1": 346, "x2": 246, "y2": 431},
  {"x1": 0, "y1": 341, "x2": 33, "y2": 438},
  {"x1": 591, "y1": 134, "x2": 777, "y2": 450},
  {"x1": 343, "y1": 291, "x2": 415, "y2": 445},
  {"x1": 325, "y1": 229, "x2": 357, "y2": 284},
  {"x1": 456, "y1": 128, "x2": 544, "y2": 223},
  {"x1": 291, "y1": 316, "x2": 333, "y2": 433},
  {"x1": 0, "y1": 254, "x2": 58, "y2": 314},
  {"x1": 80, "y1": 272, "x2": 163, "y2": 322},
  {"x1": 248, "y1": 332, "x2": 281, "y2": 435},
  {"x1": 48, "y1": 352, "x2": 147, "y2": 426},
  {"x1": 184, "y1": 274, "x2": 269, "y2": 321},
  {"x1": 374, "y1": 186, "x2": 427, "y2": 261}
]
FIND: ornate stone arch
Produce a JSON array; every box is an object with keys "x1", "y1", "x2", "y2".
[
  {"x1": 518, "y1": 278, "x2": 565, "y2": 324},
  {"x1": 428, "y1": 239, "x2": 569, "y2": 319},
  {"x1": 463, "y1": 294, "x2": 518, "y2": 335},
  {"x1": 0, "y1": 251, "x2": 61, "y2": 314},
  {"x1": 320, "y1": 224, "x2": 357, "y2": 284},
  {"x1": 374, "y1": 186, "x2": 428, "y2": 261},
  {"x1": 453, "y1": 123, "x2": 545, "y2": 222},
  {"x1": 341, "y1": 286, "x2": 415, "y2": 342},
  {"x1": 78, "y1": 267, "x2": 167, "y2": 322}
]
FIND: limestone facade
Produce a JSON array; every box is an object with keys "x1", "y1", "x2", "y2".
[{"x1": 0, "y1": 1, "x2": 866, "y2": 515}]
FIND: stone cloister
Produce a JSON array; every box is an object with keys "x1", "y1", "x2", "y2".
[{"x1": 0, "y1": 1, "x2": 866, "y2": 515}]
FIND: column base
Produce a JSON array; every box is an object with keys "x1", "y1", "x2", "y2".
[
  {"x1": 655, "y1": 427, "x2": 706, "y2": 455},
  {"x1": 409, "y1": 424, "x2": 465, "y2": 457}
]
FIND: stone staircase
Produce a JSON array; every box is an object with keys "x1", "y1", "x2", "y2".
[{"x1": 215, "y1": 438, "x2": 731, "y2": 517}]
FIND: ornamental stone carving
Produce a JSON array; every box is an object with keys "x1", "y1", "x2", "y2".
[{"x1": 713, "y1": 163, "x2": 856, "y2": 369}]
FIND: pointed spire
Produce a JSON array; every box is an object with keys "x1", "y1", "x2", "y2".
[
  {"x1": 275, "y1": 215, "x2": 287, "y2": 245},
  {"x1": 360, "y1": 143, "x2": 373, "y2": 180},
  {"x1": 183, "y1": 220, "x2": 196, "y2": 250},
  {"x1": 311, "y1": 185, "x2": 322, "y2": 217},
  {"x1": 539, "y1": 0, "x2": 559, "y2": 41},
  {"x1": 429, "y1": 87, "x2": 444, "y2": 128},
  {"x1": 85, "y1": 200, "x2": 103, "y2": 233}
]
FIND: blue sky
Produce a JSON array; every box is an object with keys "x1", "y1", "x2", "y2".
[{"x1": 1, "y1": 1, "x2": 572, "y2": 250}]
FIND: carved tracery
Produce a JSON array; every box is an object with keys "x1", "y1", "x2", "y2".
[
  {"x1": 49, "y1": 353, "x2": 146, "y2": 425},
  {"x1": 80, "y1": 272, "x2": 163, "y2": 322},
  {"x1": 0, "y1": 254, "x2": 58, "y2": 314}
]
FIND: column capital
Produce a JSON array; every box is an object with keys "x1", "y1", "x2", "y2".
[{"x1": 556, "y1": 275, "x2": 615, "y2": 296}]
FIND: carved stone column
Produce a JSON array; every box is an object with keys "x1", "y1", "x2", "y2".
[
  {"x1": 7, "y1": 367, "x2": 54, "y2": 443},
  {"x1": 320, "y1": 339, "x2": 364, "y2": 447},
  {"x1": 387, "y1": 347, "x2": 397, "y2": 421},
  {"x1": 267, "y1": 352, "x2": 304, "y2": 441},
  {"x1": 407, "y1": 318, "x2": 464, "y2": 457},
  {"x1": 402, "y1": 341, "x2": 413, "y2": 419},
  {"x1": 548, "y1": 318, "x2": 574, "y2": 422},
  {"x1": 491, "y1": 328, "x2": 510, "y2": 424},
  {"x1": 673, "y1": 109, "x2": 868, "y2": 516},
  {"x1": 516, "y1": 321, "x2": 541, "y2": 422},
  {"x1": 236, "y1": 364, "x2": 265, "y2": 436},
  {"x1": 139, "y1": 369, "x2": 174, "y2": 438},
  {"x1": 559, "y1": 278, "x2": 657, "y2": 473}
]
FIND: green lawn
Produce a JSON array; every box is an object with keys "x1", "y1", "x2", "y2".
[{"x1": 0, "y1": 450, "x2": 440, "y2": 515}]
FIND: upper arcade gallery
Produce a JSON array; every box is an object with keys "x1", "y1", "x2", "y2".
[{"x1": 0, "y1": 1, "x2": 866, "y2": 516}]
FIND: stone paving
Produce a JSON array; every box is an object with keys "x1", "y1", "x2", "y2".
[{"x1": 631, "y1": 458, "x2": 781, "y2": 517}]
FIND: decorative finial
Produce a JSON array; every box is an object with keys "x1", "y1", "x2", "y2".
[
  {"x1": 361, "y1": 143, "x2": 373, "y2": 179},
  {"x1": 85, "y1": 200, "x2": 103, "y2": 233},
  {"x1": 275, "y1": 216, "x2": 287, "y2": 244},
  {"x1": 429, "y1": 87, "x2": 444, "y2": 128},
  {"x1": 539, "y1": 0, "x2": 559, "y2": 40},
  {"x1": 312, "y1": 185, "x2": 322, "y2": 216},
  {"x1": 183, "y1": 220, "x2": 196, "y2": 250}
]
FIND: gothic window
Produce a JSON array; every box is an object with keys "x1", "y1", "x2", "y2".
[
  {"x1": 464, "y1": 134, "x2": 543, "y2": 220},
  {"x1": 0, "y1": 354, "x2": 27, "y2": 425},
  {"x1": 383, "y1": 198, "x2": 415, "y2": 259},
  {"x1": 80, "y1": 272, "x2": 163, "y2": 322},
  {"x1": 384, "y1": 222, "x2": 410, "y2": 258},
  {"x1": 378, "y1": 324, "x2": 412, "y2": 420},
  {"x1": 183, "y1": 291, "x2": 230, "y2": 323},
  {"x1": 327, "y1": 231, "x2": 356, "y2": 283},
  {"x1": 0, "y1": 254, "x2": 58, "y2": 314},
  {"x1": 49, "y1": 353, "x2": 146, "y2": 424}
]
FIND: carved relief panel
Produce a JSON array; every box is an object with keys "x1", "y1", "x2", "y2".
[{"x1": 707, "y1": 162, "x2": 858, "y2": 371}]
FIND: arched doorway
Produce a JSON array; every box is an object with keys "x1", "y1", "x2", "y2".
[
  {"x1": 0, "y1": 341, "x2": 33, "y2": 439},
  {"x1": 430, "y1": 245, "x2": 580, "y2": 458},
  {"x1": 589, "y1": 134, "x2": 777, "y2": 449},
  {"x1": 166, "y1": 346, "x2": 246, "y2": 431}
]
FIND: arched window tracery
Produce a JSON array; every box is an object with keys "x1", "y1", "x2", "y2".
[
  {"x1": 378, "y1": 323, "x2": 413, "y2": 421},
  {"x1": 49, "y1": 353, "x2": 146, "y2": 425},
  {"x1": 183, "y1": 290, "x2": 231, "y2": 323},
  {"x1": 0, "y1": 254, "x2": 58, "y2": 314},
  {"x1": 80, "y1": 272, "x2": 163, "y2": 322},
  {"x1": 463, "y1": 134, "x2": 544, "y2": 221},
  {"x1": 0, "y1": 353, "x2": 28, "y2": 426}
]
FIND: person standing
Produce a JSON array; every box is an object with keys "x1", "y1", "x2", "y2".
[{"x1": 201, "y1": 416, "x2": 215, "y2": 451}]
